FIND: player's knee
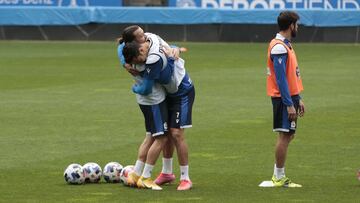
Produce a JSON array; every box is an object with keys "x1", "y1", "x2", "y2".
[
  {"x1": 142, "y1": 136, "x2": 154, "y2": 148},
  {"x1": 170, "y1": 128, "x2": 184, "y2": 143},
  {"x1": 155, "y1": 135, "x2": 168, "y2": 146},
  {"x1": 279, "y1": 132, "x2": 294, "y2": 143}
]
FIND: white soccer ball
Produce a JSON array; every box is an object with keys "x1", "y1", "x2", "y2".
[
  {"x1": 64, "y1": 163, "x2": 85, "y2": 184},
  {"x1": 83, "y1": 162, "x2": 102, "y2": 183},
  {"x1": 103, "y1": 162, "x2": 123, "y2": 183},
  {"x1": 120, "y1": 165, "x2": 135, "y2": 186}
]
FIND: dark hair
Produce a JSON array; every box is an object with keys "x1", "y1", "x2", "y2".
[
  {"x1": 277, "y1": 11, "x2": 300, "y2": 31},
  {"x1": 118, "y1": 25, "x2": 140, "y2": 44},
  {"x1": 123, "y1": 41, "x2": 141, "y2": 64}
]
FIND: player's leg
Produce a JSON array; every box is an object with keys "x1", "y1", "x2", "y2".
[
  {"x1": 271, "y1": 96, "x2": 301, "y2": 187},
  {"x1": 170, "y1": 129, "x2": 188, "y2": 165},
  {"x1": 145, "y1": 135, "x2": 168, "y2": 165},
  {"x1": 275, "y1": 132, "x2": 294, "y2": 169},
  {"x1": 137, "y1": 135, "x2": 167, "y2": 190},
  {"x1": 171, "y1": 87, "x2": 195, "y2": 190},
  {"x1": 137, "y1": 134, "x2": 154, "y2": 163},
  {"x1": 137, "y1": 101, "x2": 168, "y2": 190},
  {"x1": 155, "y1": 135, "x2": 176, "y2": 185},
  {"x1": 170, "y1": 128, "x2": 192, "y2": 190},
  {"x1": 273, "y1": 132, "x2": 294, "y2": 182},
  {"x1": 127, "y1": 134, "x2": 154, "y2": 186},
  {"x1": 127, "y1": 104, "x2": 157, "y2": 187}
]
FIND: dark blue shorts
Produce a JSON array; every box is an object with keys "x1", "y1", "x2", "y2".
[
  {"x1": 139, "y1": 100, "x2": 168, "y2": 137},
  {"x1": 271, "y1": 95, "x2": 300, "y2": 134},
  {"x1": 166, "y1": 87, "x2": 195, "y2": 129}
]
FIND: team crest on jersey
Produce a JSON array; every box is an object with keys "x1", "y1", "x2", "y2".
[
  {"x1": 146, "y1": 68, "x2": 151, "y2": 73},
  {"x1": 278, "y1": 58, "x2": 283, "y2": 64}
]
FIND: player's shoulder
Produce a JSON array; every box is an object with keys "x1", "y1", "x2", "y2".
[
  {"x1": 146, "y1": 54, "x2": 161, "y2": 65},
  {"x1": 271, "y1": 43, "x2": 287, "y2": 55},
  {"x1": 145, "y1": 33, "x2": 158, "y2": 43}
]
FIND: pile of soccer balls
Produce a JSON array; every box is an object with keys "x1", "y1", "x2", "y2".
[{"x1": 64, "y1": 162, "x2": 134, "y2": 185}]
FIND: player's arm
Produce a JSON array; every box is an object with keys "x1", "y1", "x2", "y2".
[
  {"x1": 132, "y1": 58, "x2": 163, "y2": 95},
  {"x1": 132, "y1": 79, "x2": 154, "y2": 95},
  {"x1": 271, "y1": 44, "x2": 297, "y2": 121}
]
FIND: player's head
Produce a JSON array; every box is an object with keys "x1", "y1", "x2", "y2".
[
  {"x1": 123, "y1": 42, "x2": 149, "y2": 64},
  {"x1": 118, "y1": 25, "x2": 146, "y2": 44},
  {"x1": 277, "y1": 11, "x2": 300, "y2": 38}
]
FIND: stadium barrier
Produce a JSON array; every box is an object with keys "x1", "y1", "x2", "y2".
[
  {"x1": 0, "y1": 3, "x2": 359, "y2": 42},
  {"x1": 0, "y1": 7, "x2": 360, "y2": 27}
]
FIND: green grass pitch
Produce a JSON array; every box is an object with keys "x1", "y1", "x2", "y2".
[{"x1": 0, "y1": 41, "x2": 359, "y2": 202}]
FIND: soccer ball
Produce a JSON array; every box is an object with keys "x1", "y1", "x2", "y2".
[
  {"x1": 64, "y1": 163, "x2": 85, "y2": 184},
  {"x1": 83, "y1": 162, "x2": 102, "y2": 183},
  {"x1": 103, "y1": 162, "x2": 123, "y2": 183},
  {"x1": 120, "y1": 165, "x2": 134, "y2": 186}
]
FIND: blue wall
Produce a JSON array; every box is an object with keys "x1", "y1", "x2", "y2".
[
  {"x1": 0, "y1": 0, "x2": 359, "y2": 26},
  {"x1": 169, "y1": 0, "x2": 360, "y2": 9},
  {"x1": 0, "y1": 7, "x2": 359, "y2": 26}
]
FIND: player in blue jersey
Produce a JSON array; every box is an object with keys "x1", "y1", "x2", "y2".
[{"x1": 123, "y1": 38, "x2": 195, "y2": 191}]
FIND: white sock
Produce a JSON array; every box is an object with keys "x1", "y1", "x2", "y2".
[
  {"x1": 161, "y1": 158, "x2": 173, "y2": 174},
  {"x1": 134, "y1": 160, "x2": 144, "y2": 176},
  {"x1": 180, "y1": 165, "x2": 190, "y2": 181},
  {"x1": 142, "y1": 164, "x2": 154, "y2": 178},
  {"x1": 273, "y1": 164, "x2": 285, "y2": 180}
]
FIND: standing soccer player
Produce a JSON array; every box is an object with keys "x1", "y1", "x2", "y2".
[{"x1": 266, "y1": 11, "x2": 305, "y2": 187}]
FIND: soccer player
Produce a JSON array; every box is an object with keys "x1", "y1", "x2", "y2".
[
  {"x1": 124, "y1": 39, "x2": 195, "y2": 191},
  {"x1": 266, "y1": 11, "x2": 305, "y2": 187}
]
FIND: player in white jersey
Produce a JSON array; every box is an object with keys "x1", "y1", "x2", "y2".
[{"x1": 123, "y1": 34, "x2": 195, "y2": 190}]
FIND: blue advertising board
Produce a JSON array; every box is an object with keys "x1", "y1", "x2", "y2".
[
  {"x1": 0, "y1": 0, "x2": 359, "y2": 26},
  {"x1": 0, "y1": 0, "x2": 122, "y2": 7},
  {"x1": 169, "y1": 0, "x2": 360, "y2": 9}
]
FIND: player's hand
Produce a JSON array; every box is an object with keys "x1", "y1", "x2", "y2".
[
  {"x1": 298, "y1": 100, "x2": 305, "y2": 117},
  {"x1": 132, "y1": 84, "x2": 138, "y2": 93},
  {"x1": 171, "y1": 47, "x2": 187, "y2": 58},
  {"x1": 165, "y1": 47, "x2": 179, "y2": 59},
  {"x1": 171, "y1": 48, "x2": 180, "y2": 59},
  {"x1": 163, "y1": 47, "x2": 183, "y2": 59},
  {"x1": 162, "y1": 46, "x2": 173, "y2": 57},
  {"x1": 287, "y1": 105, "x2": 297, "y2": 121},
  {"x1": 179, "y1": 47, "x2": 187, "y2": 53},
  {"x1": 124, "y1": 63, "x2": 139, "y2": 76}
]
